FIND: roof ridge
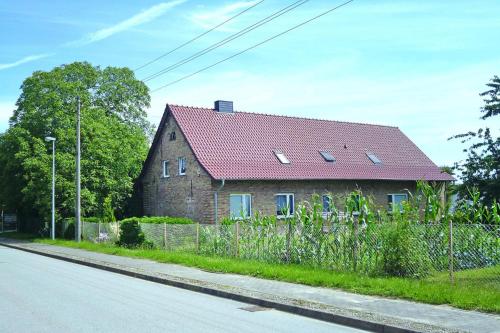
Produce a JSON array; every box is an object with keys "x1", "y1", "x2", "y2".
[{"x1": 167, "y1": 103, "x2": 399, "y2": 129}]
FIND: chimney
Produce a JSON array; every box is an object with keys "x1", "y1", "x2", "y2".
[{"x1": 214, "y1": 100, "x2": 233, "y2": 113}]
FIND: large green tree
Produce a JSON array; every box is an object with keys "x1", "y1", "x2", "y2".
[
  {"x1": 451, "y1": 76, "x2": 499, "y2": 204},
  {"x1": 0, "y1": 62, "x2": 151, "y2": 230}
]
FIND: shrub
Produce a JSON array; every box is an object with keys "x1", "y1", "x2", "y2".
[
  {"x1": 117, "y1": 220, "x2": 145, "y2": 247},
  {"x1": 119, "y1": 216, "x2": 194, "y2": 225},
  {"x1": 102, "y1": 196, "x2": 116, "y2": 223},
  {"x1": 64, "y1": 217, "x2": 102, "y2": 224},
  {"x1": 378, "y1": 220, "x2": 432, "y2": 278},
  {"x1": 63, "y1": 222, "x2": 75, "y2": 240}
]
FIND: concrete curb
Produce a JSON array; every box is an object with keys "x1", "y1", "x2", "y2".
[{"x1": 0, "y1": 241, "x2": 448, "y2": 333}]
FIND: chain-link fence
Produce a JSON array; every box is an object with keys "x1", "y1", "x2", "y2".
[
  {"x1": 80, "y1": 222, "x2": 120, "y2": 243},
  {"x1": 72, "y1": 220, "x2": 499, "y2": 284}
]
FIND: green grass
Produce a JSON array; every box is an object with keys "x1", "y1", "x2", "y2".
[{"x1": 2, "y1": 232, "x2": 499, "y2": 313}]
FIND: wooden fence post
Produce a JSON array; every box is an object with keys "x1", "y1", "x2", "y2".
[
  {"x1": 196, "y1": 223, "x2": 200, "y2": 254},
  {"x1": 286, "y1": 219, "x2": 292, "y2": 263},
  {"x1": 235, "y1": 221, "x2": 240, "y2": 258},
  {"x1": 352, "y1": 212, "x2": 359, "y2": 272},
  {"x1": 163, "y1": 223, "x2": 167, "y2": 250},
  {"x1": 98, "y1": 222, "x2": 101, "y2": 242},
  {"x1": 449, "y1": 219, "x2": 454, "y2": 284}
]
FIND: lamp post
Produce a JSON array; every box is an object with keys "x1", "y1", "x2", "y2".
[{"x1": 45, "y1": 136, "x2": 56, "y2": 240}]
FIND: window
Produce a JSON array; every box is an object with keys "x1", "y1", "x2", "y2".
[
  {"x1": 230, "y1": 194, "x2": 252, "y2": 219},
  {"x1": 276, "y1": 193, "x2": 294, "y2": 217},
  {"x1": 162, "y1": 161, "x2": 169, "y2": 178},
  {"x1": 169, "y1": 131, "x2": 176, "y2": 141},
  {"x1": 274, "y1": 150, "x2": 290, "y2": 164},
  {"x1": 388, "y1": 193, "x2": 408, "y2": 212},
  {"x1": 322, "y1": 195, "x2": 332, "y2": 213},
  {"x1": 366, "y1": 152, "x2": 382, "y2": 165},
  {"x1": 178, "y1": 157, "x2": 186, "y2": 175},
  {"x1": 319, "y1": 151, "x2": 335, "y2": 162}
]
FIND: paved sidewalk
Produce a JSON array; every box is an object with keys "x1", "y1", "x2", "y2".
[{"x1": 1, "y1": 239, "x2": 498, "y2": 333}]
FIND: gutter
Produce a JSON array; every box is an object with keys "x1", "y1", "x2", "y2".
[{"x1": 214, "y1": 179, "x2": 225, "y2": 225}]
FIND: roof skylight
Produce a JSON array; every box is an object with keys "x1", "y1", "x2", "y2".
[
  {"x1": 274, "y1": 151, "x2": 290, "y2": 164},
  {"x1": 319, "y1": 151, "x2": 335, "y2": 162},
  {"x1": 366, "y1": 152, "x2": 382, "y2": 165}
]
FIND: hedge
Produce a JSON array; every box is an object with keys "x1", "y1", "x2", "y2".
[
  {"x1": 63, "y1": 217, "x2": 102, "y2": 224},
  {"x1": 119, "y1": 216, "x2": 194, "y2": 225}
]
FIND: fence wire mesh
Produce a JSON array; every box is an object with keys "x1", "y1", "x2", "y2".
[
  {"x1": 72, "y1": 221, "x2": 499, "y2": 284},
  {"x1": 81, "y1": 222, "x2": 119, "y2": 243}
]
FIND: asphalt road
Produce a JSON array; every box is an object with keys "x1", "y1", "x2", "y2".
[{"x1": 0, "y1": 246, "x2": 368, "y2": 333}]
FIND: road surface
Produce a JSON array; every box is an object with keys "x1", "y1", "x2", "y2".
[{"x1": 0, "y1": 245, "x2": 368, "y2": 333}]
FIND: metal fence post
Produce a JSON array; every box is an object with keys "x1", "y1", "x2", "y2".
[
  {"x1": 196, "y1": 223, "x2": 200, "y2": 254},
  {"x1": 163, "y1": 223, "x2": 167, "y2": 250},
  {"x1": 353, "y1": 212, "x2": 359, "y2": 272},
  {"x1": 449, "y1": 219, "x2": 454, "y2": 284}
]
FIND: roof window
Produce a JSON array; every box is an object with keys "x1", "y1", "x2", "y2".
[
  {"x1": 319, "y1": 151, "x2": 335, "y2": 162},
  {"x1": 366, "y1": 152, "x2": 382, "y2": 165},
  {"x1": 274, "y1": 151, "x2": 290, "y2": 164}
]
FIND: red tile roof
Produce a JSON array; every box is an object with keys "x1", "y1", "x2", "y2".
[{"x1": 148, "y1": 104, "x2": 453, "y2": 181}]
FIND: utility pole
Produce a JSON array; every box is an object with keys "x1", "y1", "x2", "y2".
[{"x1": 75, "y1": 96, "x2": 81, "y2": 242}]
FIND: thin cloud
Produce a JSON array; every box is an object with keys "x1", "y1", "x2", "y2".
[
  {"x1": 0, "y1": 53, "x2": 53, "y2": 71},
  {"x1": 0, "y1": 101, "x2": 15, "y2": 132},
  {"x1": 191, "y1": 1, "x2": 259, "y2": 31},
  {"x1": 68, "y1": 0, "x2": 185, "y2": 46}
]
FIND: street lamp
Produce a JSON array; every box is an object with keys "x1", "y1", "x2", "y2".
[{"x1": 45, "y1": 136, "x2": 56, "y2": 240}]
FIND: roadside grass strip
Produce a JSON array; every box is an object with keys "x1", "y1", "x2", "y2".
[{"x1": 19, "y1": 236, "x2": 498, "y2": 314}]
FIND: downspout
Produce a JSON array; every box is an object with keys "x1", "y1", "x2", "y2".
[{"x1": 214, "y1": 179, "x2": 225, "y2": 225}]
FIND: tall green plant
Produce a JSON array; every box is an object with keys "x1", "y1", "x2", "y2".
[{"x1": 101, "y1": 196, "x2": 116, "y2": 223}]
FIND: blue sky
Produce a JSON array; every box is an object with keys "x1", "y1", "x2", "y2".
[{"x1": 1, "y1": 0, "x2": 499, "y2": 167}]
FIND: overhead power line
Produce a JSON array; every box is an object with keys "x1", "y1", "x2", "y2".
[
  {"x1": 134, "y1": 0, "x2": 266, "y2": 72},
  {"x1": 151, "y1": 0, "x2": 354, "y2": 93},
  {"x1": 142, "y1": 0, "x2": 310, "y2": 82}
]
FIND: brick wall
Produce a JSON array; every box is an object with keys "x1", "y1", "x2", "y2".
[
  {"x1": 214, "y1": 179, "x2": 419, "y2": 222},
  {"x1": 141, "y1": 113, "x2": 214, "y2": 222}
]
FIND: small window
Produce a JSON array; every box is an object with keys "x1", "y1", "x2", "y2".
[
  {"x1": 169, "y1": 131, "x2": 176, "y2": 141},
  {"x1": 366, "y1": 152, "x2": 382, "y2": 165},
  {"x1": 320, "y1": 151, "x2": 335, "y2": 162},
  {"x1": 322, "y1": 195, "x2": 332, "y2": 213},
  {"x1": 162, "y1": 161, "x2": 169, "y2": 178},
  {"x1": 388, "y1": 193, "x2": 408, "y2": 212},
  {"x1": 274, "y1": 151, "x2": 290, "y2": 164},
  {"x1": 178, "y1": 157, "x2": 186, "y2": 175},
  {"x1": 230, "y1": 194, "x2": 252, "y2": 219},
  {"x1": 276, "y1": 193, "x2": 294, "y2": 217}
]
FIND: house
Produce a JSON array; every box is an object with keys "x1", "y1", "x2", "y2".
[{"x1": 138, "y1": 101, "x2": 453, "y2": 223}]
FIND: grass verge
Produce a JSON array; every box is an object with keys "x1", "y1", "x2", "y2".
[{"x1": 2, "y1": 233, "x2": 499, "y2": 313}]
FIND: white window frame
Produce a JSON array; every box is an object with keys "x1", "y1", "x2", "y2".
[
  {"x1": 388, "y1": 193, "x2": 408, "y2": 212},
  {"x1": 162, "y1": 160, "x2": 169, "y2": 178},
  {"x1": 229, "y1": 194, "x2": 252, "y2": 219},
  {"x1": 178, "y1": 157, "x2": 186, "y2": 176},
  {"x1": 275, "y1": 193, "x2": 294, "y2": 218}
]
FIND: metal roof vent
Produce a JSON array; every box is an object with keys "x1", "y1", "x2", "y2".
[{"x1": 214, "y1": 100, "x2": 233, "y2": 113}]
